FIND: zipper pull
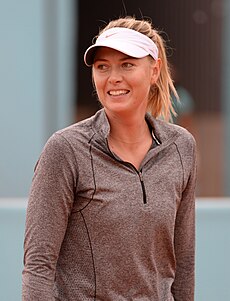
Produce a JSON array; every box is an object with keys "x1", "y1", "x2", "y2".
[
  {"x1": 139, "y1": 171, "x2": 143, "y2": 181},
  {"x1": 139, "y1": 170, "x2": 147, "y2": 204}
]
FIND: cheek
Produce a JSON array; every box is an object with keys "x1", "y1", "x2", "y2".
[
  {"x1": 92, "y1": 73, "x2": 104, "y2": 92},
  {"x1": 94, "y1": 80, "x2": 104, "y2": 97},
  {"x1": 92, "y1": 77, "x2": 106, "y2": 103}
]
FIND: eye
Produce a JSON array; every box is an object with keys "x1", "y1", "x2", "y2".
[
  {"x1": 122, "y1": 62, "x2": 134, "y2": 69},
  {"x1": 94, "y1": 63, "x2": 109, "y2": 71}
]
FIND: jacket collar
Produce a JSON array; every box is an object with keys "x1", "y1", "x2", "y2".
[{"x1": 91, "y1": 108, "x2": 181, "y2": 145}]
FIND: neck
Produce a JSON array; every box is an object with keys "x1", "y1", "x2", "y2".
[
  {"x1": 106, "y1": 111, "x2": 151, "y2": 144},
  {"x1": 106, "y1": 110, "x2": 153, "y2": 169}
]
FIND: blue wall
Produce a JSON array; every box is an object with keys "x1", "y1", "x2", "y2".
[
  {"x1": 0, "y1": 199, "x2": 26, "y2": 300},
  {"x1": 0, "y1": 0, "x2": 76, "y2": 197},
  {"x1": 195, "y1": 199, "x2": 230, "y2": 300}
]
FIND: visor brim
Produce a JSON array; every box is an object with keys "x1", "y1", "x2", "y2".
[{"x1": 84, "y1": 40, "x2": 149, "y2": 66}]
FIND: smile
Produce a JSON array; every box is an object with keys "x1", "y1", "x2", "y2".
[{"x1": 108, "y1": 90, "x2": 129, "y2": 96}]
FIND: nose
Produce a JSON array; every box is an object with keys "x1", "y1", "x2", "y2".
[{"x1": 108, "y1": 67, "x2": 123, "y2": 84}]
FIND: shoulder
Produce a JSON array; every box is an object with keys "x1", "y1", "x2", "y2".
[
  {"x1": 55, "y1": 115, "x2": 96, "y2": 142},
  {"x1": 37, "y1": 110, "x2": 108, "y2": 166},
  {"x1": 162, "y1": 122, "x2": 197, "y2": 179},
  {"x1": 150, "y1": 117, "x2": 197, "y2": 173},
  {"x1": 161, "y1": 120, "x2": 196, "y2": 158},
  {"x1": 43, "y1": 110, "x2": 106, "y2": 151},
  {"x1": 37, "y1": 113, "x2": 96, "y2": 163},
  {"x1": 53, "y1": 109, "x2": 108, "y2": 144},
  {"x1": 168, "y1": 122, "x2": 196, "y2": 148},
  {"x1": 150, "y1": 115, "x2": 196, "y2": 148}
]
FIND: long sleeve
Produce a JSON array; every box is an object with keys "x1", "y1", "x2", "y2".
[
  {"x1": 22, "y1": 133, "x2": 78, "y2": 300},
  {"x1": 171, "y1": 137, "x2": 197, "y2": 301}
]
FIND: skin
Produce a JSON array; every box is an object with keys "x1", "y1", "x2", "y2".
[{"x1": 92, "y1": 47, "x2": 161, "y2": 169}]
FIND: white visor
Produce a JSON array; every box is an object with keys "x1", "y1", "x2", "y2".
[{"x1": 84, "y1": 27, "x2": 158, "y2": 66}]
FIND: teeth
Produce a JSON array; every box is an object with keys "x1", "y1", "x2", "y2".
[{"x1": 109, "y1": 90, "x2": 128, "y2": 96}]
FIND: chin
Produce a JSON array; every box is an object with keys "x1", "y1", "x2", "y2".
[{"x1": 105, "y1": 105, "x2": 134, "y2": 116}]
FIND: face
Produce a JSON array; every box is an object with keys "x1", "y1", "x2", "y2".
[{"x1": 92, "y1": 47, "x2": 160, "y2": 118}]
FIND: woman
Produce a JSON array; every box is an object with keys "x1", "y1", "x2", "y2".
[{"x1": 22, "y1": 16, "x2": 197, "y2": 301}]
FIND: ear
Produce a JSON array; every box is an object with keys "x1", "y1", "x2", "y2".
[{"x1": 151, "y1": 58, "x2": 161, "y2": 84}]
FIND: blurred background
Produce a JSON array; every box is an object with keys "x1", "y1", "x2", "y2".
[{"x1": 0, "y1": 0, "x2": 230, "y2": 300}]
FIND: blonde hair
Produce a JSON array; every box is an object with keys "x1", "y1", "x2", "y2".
[{"x1": 99, "y1": 16, "x2": 178, "y2": 122}]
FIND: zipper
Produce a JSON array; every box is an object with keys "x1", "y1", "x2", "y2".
[
  {"x1": 139, "y1": 170, "x2": 147, "y2": 204},
  {"x1": 106, "y1": 139, "x2": 148, "y2": 204}
]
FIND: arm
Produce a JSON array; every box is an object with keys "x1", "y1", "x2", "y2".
[
  {"x1": 22, "y1": 133, "x2": 78, "y2": 300},
  {"x1": 172, "y1": 138, "x2": 197, "y2": 301}
]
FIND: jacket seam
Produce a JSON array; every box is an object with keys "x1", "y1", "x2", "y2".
[
  {"x1": 80, "y1": 211, "x2": 97, "y2": 300},
  {"x1": 174, "y1": 142, "x2": 185, "y2": 190}
]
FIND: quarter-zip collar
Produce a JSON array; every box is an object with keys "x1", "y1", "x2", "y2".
[
  {"x1": 91, "y1": 109, "x2": 184, "y2": 172},
  {"x1": 92, "y1": 108, "x2": 181, "y2": 147}
]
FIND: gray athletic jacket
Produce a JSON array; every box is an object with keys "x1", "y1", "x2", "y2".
[{"x1": 22, "y1": 109, "x2": 197, "y2": 301}]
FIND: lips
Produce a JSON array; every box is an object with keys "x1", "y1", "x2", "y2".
[{"x1": 108, "y1": 89, "x2": 129, "y2": 96}]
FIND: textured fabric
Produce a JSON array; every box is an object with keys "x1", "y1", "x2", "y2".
[{"x1": 22, "y1": 109, "x2": 197, "y2": 301}]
